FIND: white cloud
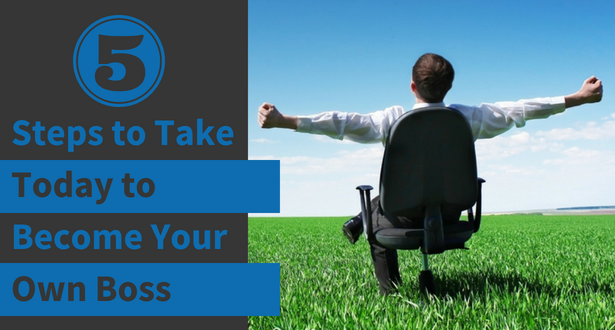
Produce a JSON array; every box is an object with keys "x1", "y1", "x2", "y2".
[
  {"x1": 475, "y1": 116, "x2": 615, "y2": 162},
  {"x1": 248, "y1": 155, "x2": 276, "y2": 160},
  {"x1": 535, "y1": 120, "x2": 615, "y2": 141},
  {"x1": 542, "y1": 147, "x2": 615, "y2": 167},
  {"x1": 310, "y1": 135, "x2": 358, "y2": 144},
  {"x1": 274, "y1": 147, "x2": 383, "y2": 175},
  {"x1": 480, "y1": 164, "x2": 543, "y2": 177},
  {"x1": 475, "y1": 132, "x2": 562, "y2": 161},
  {"x1": 484, "y1": 146, "x2": 615, "y2": 212},
  {"x1": 510, "y1": 131, "x2": 530, "y2": 143},
  {"x1": 250, "y1": 138, "x2": 277, "y2": 144}
]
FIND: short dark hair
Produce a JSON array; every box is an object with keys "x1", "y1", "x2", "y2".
[{"x1": 412, "y1": 53, "x2": 455, "y2": 103}]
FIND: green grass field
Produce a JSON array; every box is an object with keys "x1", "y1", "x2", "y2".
[{"x1": 248, "y1": 214, "x2": 615, "y2": 330}]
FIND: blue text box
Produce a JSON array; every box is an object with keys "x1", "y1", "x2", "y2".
[
  {"x1": 0, "y1": 160, "x2": 279, "y2": 213},
  {"x1": 0, "y1": 263, "x2": 280, "y2": 316}
]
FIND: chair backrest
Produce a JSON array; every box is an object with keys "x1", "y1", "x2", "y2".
[{"x1": 379, "y1": 107, "x2": 478, "y2": 217}]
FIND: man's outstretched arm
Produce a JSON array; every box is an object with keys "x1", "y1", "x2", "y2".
[
  {"x1": 451, "y1": 76, "x2": 604, "y2": 139},
  {"x1": 257, "y1": 102, "x2": 403, "y2": 144}
]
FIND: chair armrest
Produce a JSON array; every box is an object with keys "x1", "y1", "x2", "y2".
[
  {"x1": 356, "y1": 185, "x2": 374, "y2": 241},
  {"x1": 473, "y1": 178, "x2": 486, "y2": 233}
]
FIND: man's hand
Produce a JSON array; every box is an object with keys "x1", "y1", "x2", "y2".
[
  {"x1": 257, "y1": 102, "x2": 298, "y2": 129},
  {"x1": 565, "y1": 76, "x2": 603, "y2": 108}
]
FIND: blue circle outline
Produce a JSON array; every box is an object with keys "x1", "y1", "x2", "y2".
[{"x1": 73, "y1": 15, "x2": 165, "y2": 107}]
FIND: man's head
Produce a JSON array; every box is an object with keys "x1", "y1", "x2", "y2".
[{"x1": 411, "y1": 53, "x2": 455, "y2": 103}]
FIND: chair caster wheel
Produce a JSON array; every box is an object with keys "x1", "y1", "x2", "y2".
[{"x1": 419, "y1": 270, "x2": 435, "y2": 295}]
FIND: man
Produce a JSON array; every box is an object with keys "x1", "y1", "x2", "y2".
[{"x1": 257, "y1": 53, "x2": 603, "y2": 294}]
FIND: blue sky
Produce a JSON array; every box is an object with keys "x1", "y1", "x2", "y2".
[{"x1": 248, "y1": 0, "x2": 615, "y2": 216}]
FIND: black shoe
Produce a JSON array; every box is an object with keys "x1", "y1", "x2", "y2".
[{"x1": 342, "y1": 215, "x2": 363, "y2": 244}]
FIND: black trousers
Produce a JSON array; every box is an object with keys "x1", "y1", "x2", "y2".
[{"x1": 359, "y1": 196, "x2": 460, "y2": 295}]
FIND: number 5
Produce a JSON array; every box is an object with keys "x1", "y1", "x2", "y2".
[{"x1": 95, "y1": 35, "x2": 145, "y2": 92}]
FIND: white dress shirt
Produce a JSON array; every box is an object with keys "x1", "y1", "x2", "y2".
[{"x1": 295, "y1": 96, "x2": 566, "y2": 144}]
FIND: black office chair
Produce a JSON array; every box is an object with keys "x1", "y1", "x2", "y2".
[{"x1": 356, "y1": 106, "x2": 485, "y2": 294}]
